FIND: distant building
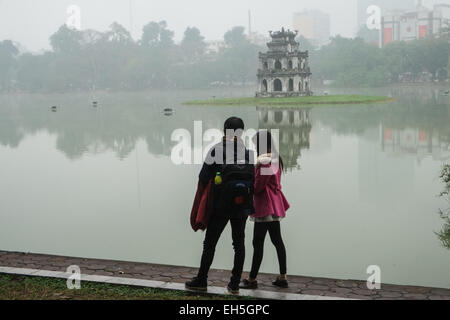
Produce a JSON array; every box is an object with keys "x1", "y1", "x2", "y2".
[
  {"x1": 356, "y1": 0, "x2": 415, "y2": 30},
  {"x1": 292, "y1": 10, "x2": 330, "y2": 46},
  {"x1": 381, "y1": 3, "x2": 450, "y2": 47},
  {"x1": 256, "y1": 28, "x2": 312, "y2": 97},
  {"x1": 205, "y1": 40, "x2": 225, "y2": 54}
]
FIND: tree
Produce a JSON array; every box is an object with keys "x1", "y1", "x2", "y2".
[
  {"x1": 16, "y1": 52, "x2": 55, "y2": 92},
  {"x1": 180, "y1": 27, "x2": 206, "y2": 63},
  {"x1": 141, "y1": 21, "x2": 174, "y2": 48},
  {"x1": 356, "y1": 26, "x2": 379, "y2": 45},
  {"x1": 437, "y1": 165, "x2": 450, "y2": 249},
  {"x1": 311, "y1": 36, "x2": 388, "y2": 86},
  {"x1": 138, "y1": 21, "x2": 176, "y2": 88},
  {"x1": 438, "y1": 20, "x2": 450, "y2": 77},
  {"x1": 50, "y1": 25, "x2": 82, "y2": 53},
  {"x1": 224, "y1": 26, "x2": 248, "y2": 47},
  {"x1": 216, "y1": 26, "x2": 262, "y2": 85},
  {"x1": 0, "y1": 40, "x2": 19, "y2": 90},
  {"x1": 383, "y1": 41, "x2": 413, "y2": 82},
  {"x1": 295, "y1": 35, "x2": 316, "y2": 52},
  {"x1": 419, "y1": 37, "x2": 449, "y2": 80},
  {"x1": 104, "y1": 22, "x2": 133, "y2": 45}
]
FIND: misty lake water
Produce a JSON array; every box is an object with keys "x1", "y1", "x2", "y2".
[{"x1": 0, "y1": 86, "x2": 449, "y2": 289}]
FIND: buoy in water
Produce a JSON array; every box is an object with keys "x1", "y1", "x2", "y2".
[{"x1": 163, "y1": 108, "x2": 174, "y2": 116}]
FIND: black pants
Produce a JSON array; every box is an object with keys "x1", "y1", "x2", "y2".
[
  {"x1": 249, "y1": 221, "x2": 287, "y2": 279},
  {"x1": 197, "y1": 214, "x2": 247, "y2": 286}
]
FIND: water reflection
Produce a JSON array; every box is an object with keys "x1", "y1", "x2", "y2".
[
  {"x1": 381, "y1": 125, "x2": 450, "y2": 161},
  {"x1": 389, "y1": 85, "x2": 450, "y2": 106},
  {"x1": 257, "y1": 108, "x2": 311, "y2": 171},
  {"x1": 1, "y1": 90, "x2": 449, "y2": 164}
]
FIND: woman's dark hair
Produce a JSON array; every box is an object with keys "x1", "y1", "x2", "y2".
[{"x1": 254, "y1": 130, "x2": 284, "y2": 170}]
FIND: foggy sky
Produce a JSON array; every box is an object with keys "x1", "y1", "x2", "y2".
[{"x1": 0, "y1": 0, "x2": 448, "y2": 52}]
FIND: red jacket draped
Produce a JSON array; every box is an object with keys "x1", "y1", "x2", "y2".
[{"x1": 190, "y1": 180, "x2": 213, "y2": 232}]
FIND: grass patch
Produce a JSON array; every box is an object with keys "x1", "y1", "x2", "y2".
[
  {"x1": 183, "y1": 95, "x2": 393, "y2": 107},
  {"x1": 0, "y1": 274, "x2": 251, "y2": 300}
]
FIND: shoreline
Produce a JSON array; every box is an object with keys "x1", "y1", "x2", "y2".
[
  {"x1": 1, "y1": 250, "x2": 449, "y2": 300},
  {"x1": 183, "y1": 95, "x2": 394, "y2": 107}
]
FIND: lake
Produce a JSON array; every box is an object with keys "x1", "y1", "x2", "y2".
[{"x1": 0, "y1": 85, "x2": 449, "y2": 289}]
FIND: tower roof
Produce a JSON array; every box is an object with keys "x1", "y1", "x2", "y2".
[
  {"x1": 267, "y1": 28, "x2": 299, "y2": 52},
  {"x1": 269, "y1": 28, "x2": 298, "y2": 41}
]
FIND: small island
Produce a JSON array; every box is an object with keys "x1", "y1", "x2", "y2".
[
  {"x1": 185, "y1": 29, "x2": 392, "y2": 107},
  {"x1": 183, "y1": 95, "x2": 393, "y2": 106}
]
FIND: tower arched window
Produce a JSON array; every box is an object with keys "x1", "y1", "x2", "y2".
[
  {"x1": 274, "y1": 79, "x2": 282, "y2": 92},
  {"x1": 275, "y1": 60, "x2": 282, "y2": 70}
]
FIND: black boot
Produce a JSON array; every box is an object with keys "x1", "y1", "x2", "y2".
[
  {"x1": 185, "y1": 277, "x2": 207, "y2": 291},
  {"x1": 227, "y1": 281, "x2": 240, "y2": 295},
  {"x1": 272, "y1": 277, "x2": 288, "y2": 288},
  {"x1": 239, "y1": 279, "x2": 258, "y2": 289}
]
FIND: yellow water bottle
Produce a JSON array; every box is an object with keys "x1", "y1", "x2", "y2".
[{"x1": 214, "y1": 172, "x2": 222, "y2": 185}]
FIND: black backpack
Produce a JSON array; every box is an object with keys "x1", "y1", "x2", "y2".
[{"x1": 215, "y1": 162, "x2": 254, "y2": 213}]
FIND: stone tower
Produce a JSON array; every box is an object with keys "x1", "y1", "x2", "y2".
[{"x1": 256, "y1": 28, "x2": 312, "y2": 97}]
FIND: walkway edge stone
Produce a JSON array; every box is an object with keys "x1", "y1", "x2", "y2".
[
  {"x1": 2, "y1": 251, "x2": 449, "y2": 300},
  {"x1": 0, "y1": 266, "x2": 351, "y2": 300}
]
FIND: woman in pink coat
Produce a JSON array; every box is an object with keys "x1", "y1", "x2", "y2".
[{"x1": 241, "y1": 131, "x2": 290, "y2": 289}]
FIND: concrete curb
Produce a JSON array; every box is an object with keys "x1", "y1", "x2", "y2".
[{"x1": 0, "y1": 266, "x2": 351, "y2": 300}]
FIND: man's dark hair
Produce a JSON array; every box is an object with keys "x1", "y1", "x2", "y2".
[{"x1": 224, "y1": 117, "x2": 244, "y2": 132}]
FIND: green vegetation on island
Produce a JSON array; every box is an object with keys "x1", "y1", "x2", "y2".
[{"x1": 183, "y1": 95, "x2": 393, "y2": 106}]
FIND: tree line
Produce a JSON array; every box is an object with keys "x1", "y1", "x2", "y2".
[
  {"x1": 0, "y1": 21, "x2": 449, "y2": 92},
  {"x1": 0, "y1": 22, "x2": 262, "y2": 92},
  {"x1": 311, "y1": 34, "x2": 450, "y2": 87}
]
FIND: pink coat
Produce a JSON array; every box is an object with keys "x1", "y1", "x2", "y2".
[{"x1": 253, "y1": 159, "x2": 290, "y2": 219}]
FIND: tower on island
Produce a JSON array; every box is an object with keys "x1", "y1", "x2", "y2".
[{"x1": 256, "y1": 28, "x2": 312, "y2": 97}]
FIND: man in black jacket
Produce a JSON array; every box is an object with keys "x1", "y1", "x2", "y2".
[{"x1": 186, "y1": 117, "x2": 255, "y2": 294}]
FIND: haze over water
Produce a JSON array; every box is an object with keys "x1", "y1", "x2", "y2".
[{"x1": 0, "y1": 85, "x2": 449, "y2": 289}]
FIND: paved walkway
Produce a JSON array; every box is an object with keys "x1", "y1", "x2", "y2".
[{"x1": 1, "y1": 250, "x2": 449, "y2": 300}]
